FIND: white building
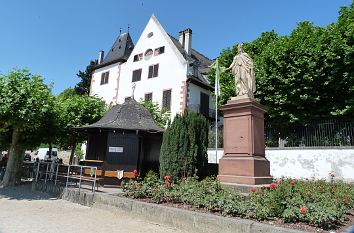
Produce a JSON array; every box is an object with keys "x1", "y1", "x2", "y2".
[{"x1": 90, "y1": 15, "x2": 215, "y2": 119}]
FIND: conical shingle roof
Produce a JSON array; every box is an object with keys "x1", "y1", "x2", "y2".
[{"x1": 82, "y1": 98, "x2": 164, "y2": 132}]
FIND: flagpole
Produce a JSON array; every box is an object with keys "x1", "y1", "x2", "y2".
[{"x1": 215, "y1": 59, "x2": 218, "y2": 165}]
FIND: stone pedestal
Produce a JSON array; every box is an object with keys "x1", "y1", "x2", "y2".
[{"x1": 218, "y1": 97, "x2": 272, "y2": 186}]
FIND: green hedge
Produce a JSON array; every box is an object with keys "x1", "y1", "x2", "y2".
[{"x1": 159, "y1": 111, "x2": 209, "y2": 179}]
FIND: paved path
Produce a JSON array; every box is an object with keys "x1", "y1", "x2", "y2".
[{"x1": 0, "y1": 185, "x2": 187, "y2": 233}]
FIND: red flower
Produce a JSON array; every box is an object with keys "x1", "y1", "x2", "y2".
[
  {"x1": 290, "y1": 181, "x2": 295, "y2": 187},
  {"x1": 299, "y1": 207, "x2": 307, "y2": 214},
  {"x1": 164, "y1": 175, "x2": 171, "y2": 180},
  {"x1": 250, "y1": 188, "x2": 257, "y2": 193},
  {"x1": 319, "y1": 188, "x2": 324, "y2": 193},
  {"x1": 133, "y1": 169, "x2": 139, "y2": 177},
  {"x1": 269, "y1": 183, "x2": 278, "y2": 189},
  {"x1": 164, "y1": 182, "x2": 171, "y2": 187}
]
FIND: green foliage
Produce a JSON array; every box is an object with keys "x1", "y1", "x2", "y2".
[
  {"x1": 208, "y1": 128, "x2": 223, "y2": 148},
  {"x1": 75, "y1": 60, "x2": 98, "y2": 95},
  {"x1": 139, "y1": 100, "x2": 170, "y2": 128},
  {"x1": 123, "y1": 176, "x2": 354, "y2": 230},
  {"x1": 74, "y1": 144, "x2": 84, "y2": 160},
  {"x1": 56, "y1": 89, "x2": 106, "y2": 148},
  {"x1": 0, "y1": 69, "x2": 55, "y2": 130},
  {"x1": 159, "y1": 111, "x2": 209, "y2": 180},
  {"x1": 0, "y1": 69, "x2": 56, "y2": 150},
  {"x1": 210, "y1": 3, "x2": 354, "y2": 125},
  {"x1": 0, "y1": 69, "x2": 55, "y2": 186}
]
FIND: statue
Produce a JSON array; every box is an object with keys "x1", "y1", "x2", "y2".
[{"x1": 225, "y1": 43, "x2": 256, "y2": 98}]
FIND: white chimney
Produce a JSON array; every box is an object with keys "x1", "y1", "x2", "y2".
[
  {"x1": 98, "y1": 50, "x2": 104, "y2": 64},
  {"x1": 178, "y1": 28, "x2": 192, "y2": 56},
  {"x1": 184, "y1": 28, "x2": 192, "y2": 56},
  {"x1": 179, "y1": 30, "x2": 185, "y2": 47}
]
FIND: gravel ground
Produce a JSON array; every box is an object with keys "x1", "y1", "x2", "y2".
[{"x1": 0, "y1": 184, "x2": 187, "y2": 233}]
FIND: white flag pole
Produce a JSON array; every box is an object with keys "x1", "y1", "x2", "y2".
[{"x1": 215, "y1": 59, "x2": 219, "y2": 164}]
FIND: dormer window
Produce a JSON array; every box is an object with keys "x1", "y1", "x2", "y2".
[
  {"x1": 133, "y1": 53, "x2": 143, "y2": 62},
  {"x1": 154, "y1": 46, "x2": 165, "y2": 56}
]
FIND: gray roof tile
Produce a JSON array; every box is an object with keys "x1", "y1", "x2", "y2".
[
  {"x1": 100, "y1": 32, "x2": 134, "y2": 66},
  {"x1": 82, "y1": 98, "x2": 164, "y2": 132}
]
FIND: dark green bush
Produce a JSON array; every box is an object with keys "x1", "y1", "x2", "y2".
[{"x1": 159, "y1": 111, "x2": 209, "y2": 180}]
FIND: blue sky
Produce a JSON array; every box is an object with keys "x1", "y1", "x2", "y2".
[{"x1": 0, "y1": 0, "x2": 351, "y2": 95}]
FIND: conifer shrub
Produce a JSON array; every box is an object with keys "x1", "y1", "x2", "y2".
[{"x1": 159, "y1": 111, "x2": 209, "y2": 180}]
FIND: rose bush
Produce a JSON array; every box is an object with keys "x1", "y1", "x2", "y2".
[{"x1": 123, "y1": 173, "x2": 353, "y2": 230}]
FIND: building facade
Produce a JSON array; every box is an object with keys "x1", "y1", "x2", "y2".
[{"x1": 90, "y1": 15, "x2": 215, "y2": 119}]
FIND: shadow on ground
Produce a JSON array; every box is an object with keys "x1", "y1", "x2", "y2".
[{"x1": 0, "y1": 181, "x2": 57, "y2": 201}]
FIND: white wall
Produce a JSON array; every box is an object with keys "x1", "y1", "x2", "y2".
[
  {"x1": 207, "y1": 148, "x2": 354, "y2": 182},
  {"x1": 118, "y1": 16, "x2": 187, "y2": 119},
  {"x1": 188, "y1": 83, "x2": 215, "y2": 111},
  {"x1": 91, "y1": 63, "x2": 120, "y2": 105},
  {"x1": 266, "y1": 148, "x2": 354, "y2": 181}
]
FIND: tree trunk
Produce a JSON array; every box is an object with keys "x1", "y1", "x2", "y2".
[
  {"x1": 69, "y1": 143, "x2": 76, "y2": 165},
  {"x1": 0, "y1": 127, "x2": 23, "y2": 187}
]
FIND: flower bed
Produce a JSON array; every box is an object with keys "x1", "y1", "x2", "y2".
[{"x1": 123, "y1": 171, "x2": 354, "y2": 231}]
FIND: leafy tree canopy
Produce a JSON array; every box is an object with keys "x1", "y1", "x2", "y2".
[
  {"x1": 75, "y1": 60, "x2": 98, "y2": 95},
  {"x1": 139, "y1": 100, "x2": 170, "y2": 128},
  {"x1": 0, "y1": 69, "x2": 54, "y2": 130},
  {"x1": 209, "y1": 2, "x2": 354, "y2": 125},
  {"x1": 56, "y1": 89, "x2": 106, "y2": 163}
]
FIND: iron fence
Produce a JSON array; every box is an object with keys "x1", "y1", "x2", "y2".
[
  {"x1": 208, "y1": 120, "x2": 354, "y2": 148},
  {"x1": 265, "y1": 120, "x2": 354, "y2": 148}
]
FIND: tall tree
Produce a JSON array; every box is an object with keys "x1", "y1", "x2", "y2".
[
  {"x1": 0, "y1": 69, "x2": 55, "y2": 187},
  {"x1": 75, "y1": 60, "x2": 98, "y2": 95},
  {"x1": 210, "y1": 2, "x2": 354, "y2": 125},
  {"x1": 57, "y1": 89, "x2": 106, "y2": 164}
]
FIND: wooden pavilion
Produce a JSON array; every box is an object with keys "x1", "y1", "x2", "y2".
[{"x1": 79, "y1": 98, "x2": 164, "y2": 182}]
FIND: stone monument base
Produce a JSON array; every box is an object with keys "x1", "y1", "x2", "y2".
[
  {"x1": 218, "y1": 97, "x2": 272, "y2": 187},
  {"x1": 218, "y1": 156, "x2": 272, "y2": 185},
  {"x1": 221, "y1": 182, "x2": 270, "y2": 193}
]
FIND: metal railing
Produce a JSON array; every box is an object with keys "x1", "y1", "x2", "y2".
[
  {"x1": 265, "y1": 120, "x2": 354, "y2": 148},
  {"x1": 32, "y1": 161, "x2": 99, "y2": 193},
  {"x1": 207, "y1": 120, "x2": 354, "y2": 148}
]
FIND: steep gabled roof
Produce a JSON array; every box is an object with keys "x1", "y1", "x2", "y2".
[
  {"x1": 95, "y1": 32, "x2": 134, "y2": 69},
  {"x1": 168, "y1": 35, "x2": 212, "y2": 69},
  {"x1": 81, "y1": 98, "x2": 164, "y2": 133},
  {"x1": 169, "y1": 35, "x2": 213, "y2": 89}
]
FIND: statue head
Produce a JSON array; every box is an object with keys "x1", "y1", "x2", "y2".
[{"x1": 237, "y1": 43, "x2": 244, "y2": 54}]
